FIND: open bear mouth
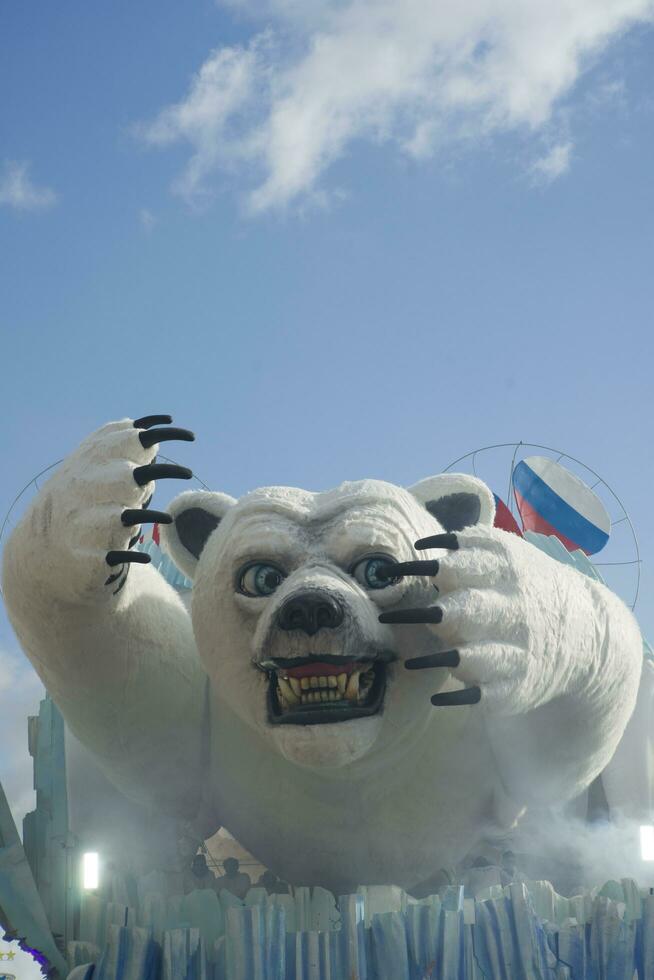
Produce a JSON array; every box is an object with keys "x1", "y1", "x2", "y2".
[{"x1": 262, "y1": 654, "x2": 391, "y2": 726}]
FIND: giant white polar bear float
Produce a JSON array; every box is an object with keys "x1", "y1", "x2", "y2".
[{"x1": 2, "y1": 417, "x2": 644, "y2": 893}]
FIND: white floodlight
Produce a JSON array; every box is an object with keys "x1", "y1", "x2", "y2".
[
  {"x1": 640, "y1": 826, "x2": 654, "y2": 862},
  {"x1": 83, "y1": 851, "x2": 99, "y2": 889}
]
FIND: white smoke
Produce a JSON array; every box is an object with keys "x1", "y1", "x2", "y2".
[
  {"x1": 0, "y1": 648, "x2": 44, "y2": 832},
  {"x1": 504, "y1": 811, "x2": 654, "y2": 893}
]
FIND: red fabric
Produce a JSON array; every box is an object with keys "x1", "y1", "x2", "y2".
[{"x1": 493, "y1": 497, "x2": 523, "y2": 537}]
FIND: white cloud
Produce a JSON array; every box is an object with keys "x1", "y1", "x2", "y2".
[
  {"x1": 0, "y1": 649, "x2": 44, "y2": 832},
  {"x1": 0, "y1": 161, "x2": 57, "y2": 212},
  {"x1": 139, "y1": 207, "x2": 157, "y2": 232},
  {"x1": 531, "y1": 141, "x2": 574, "y2": 183},
  {"x1": 138, "y1": 40, "x2": 269, "y2": 206},
  {"x1": 138, "y1": 0, "x2": 654, "y2": 212}
]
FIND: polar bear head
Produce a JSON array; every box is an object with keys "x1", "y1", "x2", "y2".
[{"x1": 161, "y1": 475, "x2": 494, "y2": 768}]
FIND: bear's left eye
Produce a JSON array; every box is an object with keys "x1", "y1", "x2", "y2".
[
  {"x1": 351, "y1": 555, "x2": 400, "y2": 590},
  {"x1": 238, "y1": 562, "x2": 286, "y2": 597}
]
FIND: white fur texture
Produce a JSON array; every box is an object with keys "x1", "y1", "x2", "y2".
[{"x1": 1, "y1": 420, "x2": 644, "y2": 892}]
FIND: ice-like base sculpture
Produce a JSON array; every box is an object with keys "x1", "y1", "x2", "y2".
[{"x1": 66, "y1": 877, "x2": 654, "y2": 979}]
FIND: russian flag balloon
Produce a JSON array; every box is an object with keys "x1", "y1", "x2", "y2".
[{"x1": 512, "y1": 456, "x2": 611, "y2": 555}]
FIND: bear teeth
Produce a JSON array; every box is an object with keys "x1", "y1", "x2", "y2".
[
  {"x1": 277, "y1": 677, "x2": 299, "y2": 705},
  {"x1": 277, "y1": 668, "x2": 375, "y2": 709},
  {"x1": 289, "y1": 677, "x2": 302, "y2": 697}
]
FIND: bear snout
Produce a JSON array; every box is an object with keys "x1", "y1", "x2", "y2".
[{"x1": 276, "y1": 590, "x2": 344, "y2": 636}]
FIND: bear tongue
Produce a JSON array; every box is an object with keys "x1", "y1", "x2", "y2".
[{"x1": 285, "y1": 661, "x2": 356, "y2": 679}]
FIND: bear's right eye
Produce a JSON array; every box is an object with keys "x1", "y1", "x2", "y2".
[
  {"x1": 351, "y1": 554, "x2": 401, "y2": 590},
  {"x1": 238, "y1": 562, "x2": 286, "y2": 597}
]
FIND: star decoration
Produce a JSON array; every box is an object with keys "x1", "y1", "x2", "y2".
[{"x1": 0, "y1": 938, "x2": 47, "y2": 976}]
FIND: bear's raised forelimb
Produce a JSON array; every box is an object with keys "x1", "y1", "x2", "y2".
[
  {"x1": 2, "y1": 416, "x2": 207, "y2": 817},
  {"x1": 382, "y1": 525, "x2": 642, "y2": 808}
]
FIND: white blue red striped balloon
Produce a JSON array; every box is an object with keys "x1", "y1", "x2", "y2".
[{"x1": 512, "y1": 456, "x2": 611, "y2": 555}]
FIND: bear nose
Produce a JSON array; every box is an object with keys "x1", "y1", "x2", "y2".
[{"x1": 277, "y1": 591, "x2": 344, "y2": 636}]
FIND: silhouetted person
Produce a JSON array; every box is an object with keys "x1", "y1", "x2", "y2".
[
  {"x1": 184, "y1": 853, "x2": 218, "y2": 893},
  {"x1": 501, "y1": 850, "x2": 517, "y2": 881},
  {"x1": 256, "y1": 870, "x2": 290, "y2": 895},
  {"x1": 215, "y1": 857, "x2": 251, "y2": 899},
  {"x1": 256, "y1": 870, "x2": 277, "y2": 893}
]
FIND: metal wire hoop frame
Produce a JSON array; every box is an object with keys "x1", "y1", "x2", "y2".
[
  {"x1": 443, "y1": 441, "x2": 641, "y2": 610},
  {"x1": 0, "y1": 446, "x2": 640, "y2": 609}
]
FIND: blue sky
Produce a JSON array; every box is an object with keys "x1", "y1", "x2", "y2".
[{"x1": 1, "y1": 0, "x2": 653, "y2": 826}]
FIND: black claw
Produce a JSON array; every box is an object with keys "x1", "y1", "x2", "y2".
[
  {"x1": 431, "y1": 687, "x2": 481, "y2": 707},
  {"x1": 133, "y1": 415, "x2": 173, "y2": 430},
  {"x1": 415, "y1": 533, "x2": 459, "y2": 552},
  {"x1": 379, "y1": 607, "x2": 443, "y2": 625},
  {"x1": 133, "y1": 463, "x2": 193, "y2": 486},
  {"x1": 377, "y1": 560, "x2": 439, "y2": 579},
  {"x1": 138, "y1": 427, "x2": 195, "y2": 450},
  {"x1": 106, "y1": 551, "x2": 152, "y2": 567},
  {"x1": 122, "y1": 509, "x2": 174, "y2": 527},
  {"x1": 128, "y1": 532, "x2": 141, "y2": 549},
  {"x1": 405, "y1": 650, "x2": 459, "y2": 670},
  {"x1": 113, "y1": 571, "x2": 130, "y2": 596}
]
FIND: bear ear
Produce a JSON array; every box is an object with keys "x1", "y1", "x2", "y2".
[
  {"x1": 159, "y1": 490, "x2": 236, "y2": 581},
  {"x1": 408, "y1": 474, "x2": 495, "y2": 532}
]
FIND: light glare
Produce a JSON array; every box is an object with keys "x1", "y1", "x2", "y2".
[
  {"x1": 640, "y1": 826, "x2": 654, "y2": 862},
  {"x1": 83, "y1": 851, "x2": 99, "y2": 889}
]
